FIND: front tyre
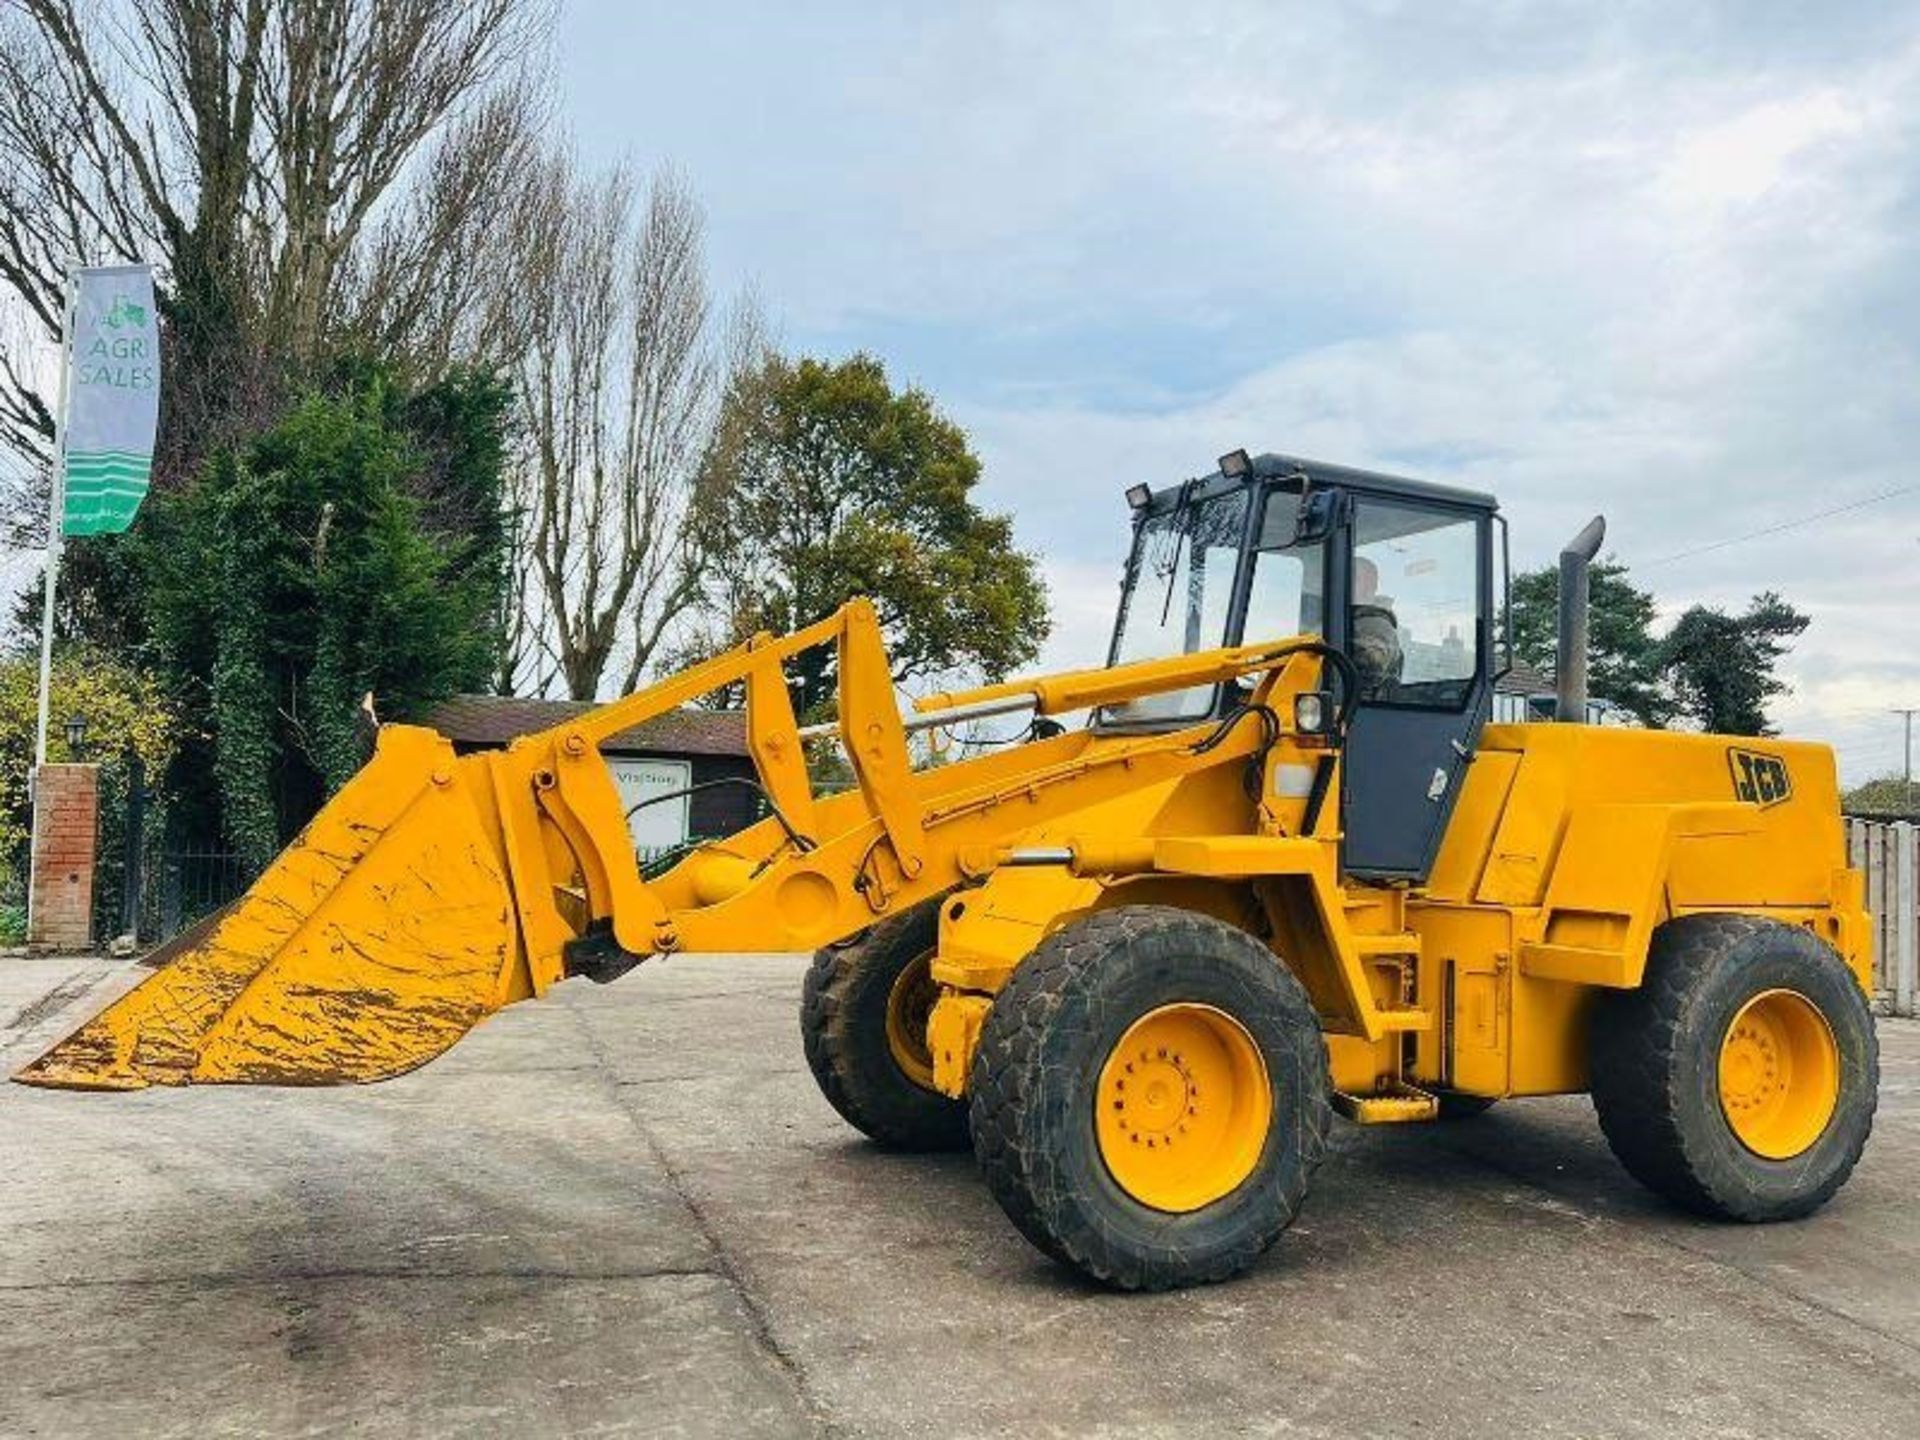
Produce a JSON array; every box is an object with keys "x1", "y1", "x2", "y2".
[
  {"x1": 968, "y1": 906, "x2": 1331, "y2": 1291},
  {"x1": 801, "y1": 899, "x2": 970, "y2": 1151},
  {"x1": 1589, "y1": 914, "x2": 1877, "y2": 1222}
]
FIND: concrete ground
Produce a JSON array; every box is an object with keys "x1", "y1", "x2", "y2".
[{"x1": 1, "y1": 954, "x2": 1915, "y2": 1440}]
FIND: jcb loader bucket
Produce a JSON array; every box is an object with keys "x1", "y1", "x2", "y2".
[{"x1": 15, "y1": 726, "x2": 533, "y2": 1090}]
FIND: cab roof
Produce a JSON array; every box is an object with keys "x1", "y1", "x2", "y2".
[{"x1": 1136, "y1": 451, "x2": 1498, "y2": 516}]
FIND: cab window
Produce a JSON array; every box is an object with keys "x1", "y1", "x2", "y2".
[
  {"x1": 1349, "y1": 501, "x2": 1481, "y2": 709},
  {"x1": 1104, "y1": 489, "x2": 1250, "y2": 724},
  {"x1": 1244, "y1": 489, "x2": 1327, "y2": 644}
]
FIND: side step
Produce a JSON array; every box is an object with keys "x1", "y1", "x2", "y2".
[
  {"x1": 1332, "y1": 1085, "x2": 1439, "y2": 1124},
  {"x1": 1373, "y1": 1007, "x2": 1431, "y2": 1033}
]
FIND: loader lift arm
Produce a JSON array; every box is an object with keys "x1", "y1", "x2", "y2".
[{"x1": 18, "y1": 597, "x2": 1344, "y2": 1091}]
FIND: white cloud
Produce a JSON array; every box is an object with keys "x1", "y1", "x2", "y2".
[
  {"x1": 560, "y1": 1, "x2": 1920, "y2": 779},
  {"x1": 1658, "y1": 91, "x2": 1868, "y2": 215}
]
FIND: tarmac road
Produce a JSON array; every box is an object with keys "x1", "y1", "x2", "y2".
[{"x1": 2, "y1": 952, "x2": 1916, "y2": 1439}]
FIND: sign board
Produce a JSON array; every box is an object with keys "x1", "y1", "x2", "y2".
[
  {"x1": 606, "y1": 757, "x2": 693, "y2": 860},
  {"x1": 62, "y1": 265, "x2": 160, "y2": 536}
]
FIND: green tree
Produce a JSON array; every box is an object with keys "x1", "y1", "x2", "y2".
[
  {"x1": 1659, "y1": 592, "x2": 1811, "y2": 737},
  {"x1": 137, "y1": 366, "x2": 508, "y2": 868},
  {"x1": 688, "y1": 353, "x2": 1050, "y2": 715},
  {"x1": 1843, "y1": 774, "x2": 1919, "y2": 816},
  {"x1": 1509, "y1": 558, "x2": 1674, "y2": 725},
  {"x1": 0, "y1": 647, "x2": 176, "y2": 899}
]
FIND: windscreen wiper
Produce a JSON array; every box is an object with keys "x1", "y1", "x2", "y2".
[{"x1": 1157, "y1": 480, "x2": 1198, "y2": 626}]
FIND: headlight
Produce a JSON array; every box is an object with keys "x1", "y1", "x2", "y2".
[{"x1": 1294, "y1": 691, "x2": 1333, "y2": 735}]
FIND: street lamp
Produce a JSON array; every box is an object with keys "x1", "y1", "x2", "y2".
[{"x1": 64, "y1": 712, "x2": 87, "y2": 760}]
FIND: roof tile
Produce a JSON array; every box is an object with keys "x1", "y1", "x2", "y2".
[{"x1": 422, "y1": 694, "x2": 749, "y2": 757}]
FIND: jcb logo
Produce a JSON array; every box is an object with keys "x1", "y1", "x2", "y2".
[{"x1": 1729, "y1": 748, "x2": 1792, "y2": 808}]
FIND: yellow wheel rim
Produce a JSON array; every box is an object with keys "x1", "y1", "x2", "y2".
[
  {"x1": 1717, "y1": 988, "x2": 1840, "y2": 1160},
  {"x1": 1094, "y1": 1003, "x2": 1272, "y2": 1213},
  {"x1": 884, "y1": 951, "x2": 940, "y2": 1092}
]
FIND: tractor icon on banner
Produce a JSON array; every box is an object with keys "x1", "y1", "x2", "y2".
[{"x1": 104, "y1": 295, "x2": 148, "y2": 330}]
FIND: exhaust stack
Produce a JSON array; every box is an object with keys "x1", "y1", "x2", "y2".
[{"x1": 1556, "y1": 516, "x2": 1606, "y2": 723}]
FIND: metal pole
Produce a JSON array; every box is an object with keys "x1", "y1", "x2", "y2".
[
  {"x1": 34, "y1": 274, "x2": 77, "y2": 768},
  {"x1": 1893, "y1": 708, "x2": 1917, "y2": 788},
  {"x1": 26, "y1": 276, "x2": 77, "y2": 945}
]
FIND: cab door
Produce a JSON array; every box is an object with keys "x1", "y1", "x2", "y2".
[{"x1": 1335, "y1": 497, "x2": 1493, "y2": 881}]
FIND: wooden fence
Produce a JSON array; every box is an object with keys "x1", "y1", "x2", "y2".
[{"x1": 1847, "y1": 817, "x2": 1917, "y2": 1017}]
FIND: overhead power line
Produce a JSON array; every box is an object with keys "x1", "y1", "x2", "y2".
[{"x1": 1639, "y1": 483, "x2": 1920, "y2": 568}]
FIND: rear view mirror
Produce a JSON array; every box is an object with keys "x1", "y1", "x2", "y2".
[{"x1": 1295, "y1": 488, "x2": 1341, "y2": 542}]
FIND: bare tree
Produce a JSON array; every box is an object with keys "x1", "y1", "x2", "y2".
[
  {"x1": 506, "y1": 157, "x2": 753, "y2": 701},
  {"x1": 251, "y1": 0, "x2": 541, "y2": 363},
  {"x1": 344, "y1": 80, "x2": 550, "y2": 375},
  {"x1": 0, "y1": 0, "x2": 548, "y2": 507}
]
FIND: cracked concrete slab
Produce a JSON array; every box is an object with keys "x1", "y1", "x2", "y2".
[{"x1": 3, "y1": 953, "x2": 1916, "y2": 1438}]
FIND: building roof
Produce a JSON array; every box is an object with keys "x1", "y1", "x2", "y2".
[
  {"x1": 424, "y1": 694, "x2": 750, "y2": 757},
  {"x1": 1495, "y1": 660, "x2": 1554, "y2": 697}
]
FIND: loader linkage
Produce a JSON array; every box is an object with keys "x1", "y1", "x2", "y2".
[{"x1": 18, "y1": 594, "x2": 1346, "y2": 1090}]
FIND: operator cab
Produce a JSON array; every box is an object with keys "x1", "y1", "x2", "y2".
[{"x1": 1102, "y1": 450, "x2": 1505, "y2": 882}]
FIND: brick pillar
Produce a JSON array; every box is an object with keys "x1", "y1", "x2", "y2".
[{"x1": 28, "y1": 763, "x2": 99, "y2": 952}]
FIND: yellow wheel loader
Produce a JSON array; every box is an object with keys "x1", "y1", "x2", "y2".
[{"x1": 20, "y1": 450, "x2": 1878, "y2": 1291}]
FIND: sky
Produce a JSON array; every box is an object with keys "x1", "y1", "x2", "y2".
[{"x1": 554, "y1": 0, "x2": 1920, "y2": 782}]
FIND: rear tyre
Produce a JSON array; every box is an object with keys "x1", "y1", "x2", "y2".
[
  {"x1": 801, "y1": 899, "x2": 970, "y2": 1151},
  {"x1": 968, "y1": 906, "x2": 1331, "y2": 1291},
  {"x1": 1589, "y1": 914, "x2": 1877, "y2": 1221}
]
